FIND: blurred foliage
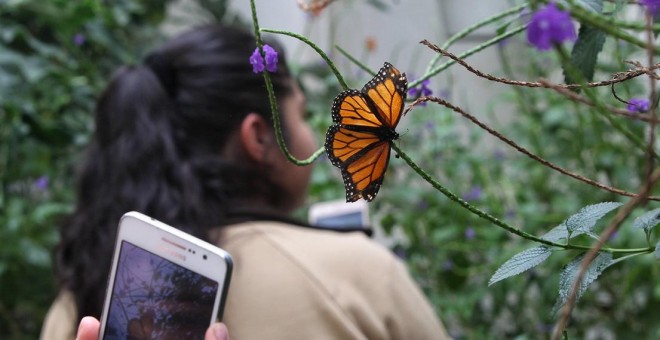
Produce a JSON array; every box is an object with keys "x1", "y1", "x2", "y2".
[
  {"x1": 0, "y1": 0, "x2": 237, "y2": 338},
  {"x1": 302, "y1": 9, "x2": 659, "y2": 339},
  {"x1": 3, "y1": 0, "x2": 660, "y2": 339}
]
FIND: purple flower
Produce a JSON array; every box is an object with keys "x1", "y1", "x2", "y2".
[
  {"x1": 627, "y1": 98, "x2": 650, "y2": 113},
  {"x1": 462, "y1": 186, "x2": 482, "y2": 202},
  {"x1": 526, "y1": 2, "x2": 577, "y2": 51},
  {"x1": 464, "y1": 227, "x2": 476, "y2": 240},
  {"x1": 408, "y1": 79, "x2": 433, "y2": 97},
  {"x1": 72, "y1": 33, "x2": 85, "y2": 46},
  {"x1": 640, "y1": 0, "x2": 660, "y2": 15},
  {"x1": 442, "y1": 260, "x2": 454, "y2": 271},
  {"x1": 249, "y1": 44, "x2": 278, "y2": 74},
  {"x1": 34, "y1": 176, "x2": 49, "y2": 191},
  {"x1": 262, "y1": 45, "x2": 278, "y2": 72},
  {"x1": 249, "y1": 48, "x2": 265, "y2": 73},
  {"x1": 408, "y1": 79, "x2": 433, "y2": 106}
]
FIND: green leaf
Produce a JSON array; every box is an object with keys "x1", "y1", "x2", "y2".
[
  {"x1": 564, "y1": 202, "x2": 622, "y2": 236},
  {"x1": 553, "y1": 252, "x2": 612, "y2": 314},
  {"x1": 564, "y1": 24, "x2": 607, "y2": 84},
  {"x1": 488, "y1": 246, "x2": 553, "y2": 286},
  {"x1": 613, "y1": 0, "x2": 627, "y2": 13},
  {"x1": 632, "y1": 208, "x2": 660, "y2": 233},
  {"x1": 574, "y1": 0, "x2": 604, "y2": 13},
  {"x1": 542, "y1": 225, "x2": 569, "y2": 242},
  {"x1": 656, "y1": 242, "x2": 660, "y2": 259}
]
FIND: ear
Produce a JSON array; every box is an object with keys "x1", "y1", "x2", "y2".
[{"x1": 239, "y1": 113, "x2": 275, "y2": 163}]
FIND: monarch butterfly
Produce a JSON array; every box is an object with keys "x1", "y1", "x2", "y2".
[{"x1": 325, "y1": 62, "x2": 407, "y2": 202}]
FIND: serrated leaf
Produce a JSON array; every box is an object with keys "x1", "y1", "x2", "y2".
[
  {"x1": 633, "y1": 208, "x2": 660, "y2": 233},
  {"x1": 564, "y1": 202, "x2": 622, "y2": 235},
  {"x1": 564, "y1": 25, "x2": 607, "y2": 84},
  {"x1": 488, "y1": 246, "x2": 553, "y2": 286},
  {"x1": 542, "y1": 225, "x2": 569, "y2": 242},
  {"x1": 553, "y1": 252, "x2": 613, "y2": 314}
]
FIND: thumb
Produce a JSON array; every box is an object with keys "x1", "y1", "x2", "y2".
[
  {"x1": 76, "y1": 317, "x2": 100, "y2": 340},
  {"x1": 206, "y1": 322, "x2": 229, "y2": 340}
]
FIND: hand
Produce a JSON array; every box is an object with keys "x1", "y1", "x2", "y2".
[{"x1": 76, "y1": 316, "x2": 229, "y2": 340}]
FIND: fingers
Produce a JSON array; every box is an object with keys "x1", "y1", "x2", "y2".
[
  {"x1": 76, "y1": 317, "x2": 227, "y2": 340},
  {"x1": 206, "y1": 322, "x2": 229, "y2": 340},
  {"x1": 76, "y1": 316, "x2": 100, "y2": 340}
]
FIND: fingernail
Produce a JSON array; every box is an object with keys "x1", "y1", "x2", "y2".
[{"x1": 211, "y1": 323, "x2": 228, "y2": 340}]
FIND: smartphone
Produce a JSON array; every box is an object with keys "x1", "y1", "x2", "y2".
[
  {"x1": 98, "y1": 211, "x2": 232, "y2": 339},
  {"x1": 308, "y1": 199, "x2": 370, "y2": 229}
]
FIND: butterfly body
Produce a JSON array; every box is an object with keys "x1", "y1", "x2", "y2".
[{"x1": 325, "y1": 62, "x2": 407, "y2": 202}]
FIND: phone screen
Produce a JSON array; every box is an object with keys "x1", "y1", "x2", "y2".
[
  {"x1": 315, "y1": 211, "x2": 364, "y2": 228},
  {"x1": 103, "y1": 241, "x2": 219, "y2": 339}
]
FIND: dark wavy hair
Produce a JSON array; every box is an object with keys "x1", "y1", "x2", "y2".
[{"x1": 54, "y1": 24, "x2": 294, "y2": 322}]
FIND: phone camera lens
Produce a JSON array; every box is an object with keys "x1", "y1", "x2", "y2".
[{"x1": 203, "y1": 254, "x2": 207, "y2": 260}]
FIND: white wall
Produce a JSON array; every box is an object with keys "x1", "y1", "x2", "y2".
[{"x1": 228, "y1": 0, "x2": 520, "y2": 120}]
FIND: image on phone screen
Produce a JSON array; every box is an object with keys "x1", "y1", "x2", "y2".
[{"x1": 103, "y1": 241, "x2": 219, "y2": 339}]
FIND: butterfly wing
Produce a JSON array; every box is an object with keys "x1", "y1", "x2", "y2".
[
  {"x1": 325, "y1": 125, "x2": 392, "y2": 202},
  {"x1": 331, "y1": 89, "x2": 384, "y2": 128},
  {"x1": 361, "y1": 62, "x2": 407, "y2": 129},
  {"x1": 325, "y1": 62, "x2": 406, "y2": 202}
]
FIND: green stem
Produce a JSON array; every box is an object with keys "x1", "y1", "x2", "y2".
[
  {"x1": 249, "y1": 1, "x2": 323, "y2": 165},
  {"x1": 425, "y1": 3, "x2": 528, "y2": 74},
  {"x1": 260, "y1": 28, "x2": 349, "y2": 90},
  {"x1": 555, "y1": 45, "x2": 650, "y2": 154},
  {"x1": 392, "y1": 143, "x2": 562, "y2": 247},
  {"x1": 564, "y1": 0, "x2": 660, "y2": 54},
  {"x1": 335, "y1": 45, "x2": 376, "y2": 76},
  {"x1": 412, "y1": 25, "x2": 526, "y2": 88},
  {"x1": 610, "y1": 251, "x2": 649, "y2": 266},
  {"x1": 392, "y1": 142, "x2": 656, "y2": 255}
]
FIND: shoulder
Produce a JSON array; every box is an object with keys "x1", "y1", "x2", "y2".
[
  {"x1": 216, "y1": 221, "x2": 449, "y2": 339},
  {"x1": 40, "y1": 290, "x2": 77, "y2": 340},
  {"x1": 218, "y1": 221, "x2": 398, "y2": 272}
]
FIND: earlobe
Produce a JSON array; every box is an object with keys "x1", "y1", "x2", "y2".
[{"x1": 239, "y1": 113, "x2": 273, "y2": 163}]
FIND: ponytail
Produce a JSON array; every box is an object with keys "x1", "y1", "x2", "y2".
[
  {"x1": 56, "y1": 65, "x2": 203, "y2": 320},
  {"x1": 55, "y1": 24, "x2": 293, "y2": 322}
]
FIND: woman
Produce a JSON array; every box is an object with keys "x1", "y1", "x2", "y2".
[{"x1": 41, "y1": 24, "x2": 448, "y2": 339}]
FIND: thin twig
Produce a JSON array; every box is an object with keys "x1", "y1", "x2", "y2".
[
  {"x1": 540, "y1": 79, "x2": 659, "y2": 123},
  {"x1": 420, "y1": 39, "x2": 660, "y2": 91},
  {"x1": 405, "y1": 96, "x2": 660, "y2": 201},
  {"x1": 412, "y1": 25, "x2": 527, "y2": 88},
  {"x1": 425, "y1": 3, "x2": 528, "y2": 74},
  {"x1": 552, "y1": 167, "x2": 660, "y2": 339},
  {"x1": 250, "y1": 3, "x2": 323, "y2": 165}
]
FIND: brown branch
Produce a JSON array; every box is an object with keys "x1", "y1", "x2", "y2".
[
  {"x1": 552, "y1": 167, "x2": 660, "y2": 340},
  {"x1": 420, "y1": 39, "x2": 660, "y2": 90},
  {"x1": 405, "y1": 96, "x2": 660, "y2": 201},
  {"x1": 539, "y1": 79, "x2": 660, "y2": 123}
]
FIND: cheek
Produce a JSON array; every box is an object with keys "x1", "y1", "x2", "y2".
[{"x1": 288, "y1": 121, "x2": 317, "y2": 159}]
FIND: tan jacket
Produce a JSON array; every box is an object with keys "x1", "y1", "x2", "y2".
[{"x1": 41, "y1": 221, "x2": 449, "y2": 339}]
